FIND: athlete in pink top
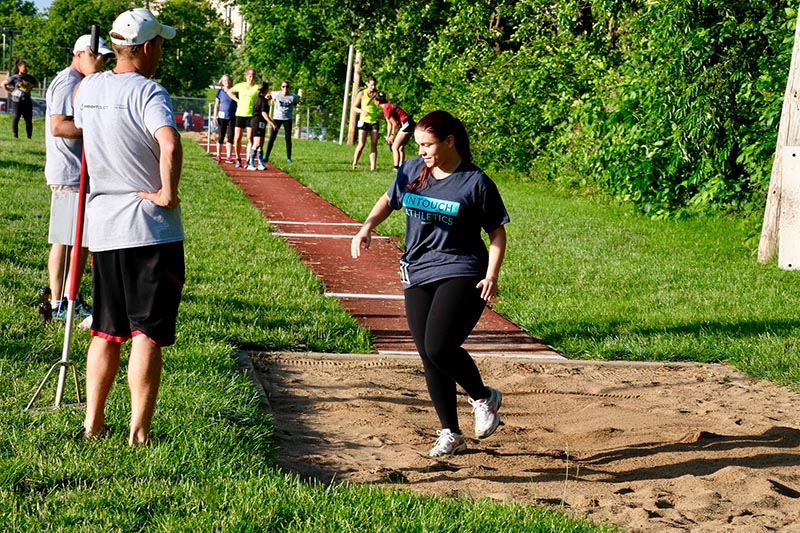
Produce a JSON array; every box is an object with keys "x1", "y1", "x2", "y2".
[{"x1": 375, "y1": 92, "x2": 415, "y2": 171}]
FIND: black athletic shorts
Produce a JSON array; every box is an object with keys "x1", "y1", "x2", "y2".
[
  {"x1": 250, "y1": 116, "x2": 267, "y2": 137},
  {"x1": 235, "y1": 116, "x2": 250, "y2": 129},
  {"x1": 399, "y1": 118, "x2": 416, "y2": 134},
  {"x1": 358, "y1": 120, "x2": 380, "y2": 133},
  {"x1": 91, "y1": 241, "x2": 185, "y2": 347}
]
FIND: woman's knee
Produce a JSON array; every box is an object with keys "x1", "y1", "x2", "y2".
[{"x1": 423, "y1": 337, "x2": 456, "y2": 367}]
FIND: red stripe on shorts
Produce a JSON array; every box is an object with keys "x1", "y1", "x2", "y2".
[{"x1": 91, "y1": 330, "x2": 130, "y2": 343}]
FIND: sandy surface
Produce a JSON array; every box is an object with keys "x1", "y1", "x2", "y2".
[
  {"x1": 206, "y1": 136, "x2": 800, "y2": 531},
  {"x1": 247, "y1": 352, "x2": 800, "y2": 532}
]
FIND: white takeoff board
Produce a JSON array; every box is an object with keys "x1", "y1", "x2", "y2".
[{"x1": 780, "y1": 147, "x2": 800, "y2": 270}]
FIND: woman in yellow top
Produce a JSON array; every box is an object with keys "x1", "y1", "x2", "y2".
[
  {"x1": 227, "y1": 68, "x2": 259, "y2": 168},
  {"x1": 351, "y1": 76, "x2": 382, "y2": 171}
]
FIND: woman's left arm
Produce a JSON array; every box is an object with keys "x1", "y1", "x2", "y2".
[{"x1": 477, "y1": 225, "x2": 507, "y2": 301}]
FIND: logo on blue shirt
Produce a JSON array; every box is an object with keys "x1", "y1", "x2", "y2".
[{"x1": 402, "y1": 193, "x2": 460, "y2": 225}]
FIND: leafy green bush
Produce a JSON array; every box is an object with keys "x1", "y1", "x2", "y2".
[
  {"x1": 234, "y1": 0, "x2": 797, "y2": 217},
  {"x1": 588, "y1": 0, "x2": 795, "y2": 217},
  {"x1": 415, "y1": 0, "x2": 796, "y2": 217}
]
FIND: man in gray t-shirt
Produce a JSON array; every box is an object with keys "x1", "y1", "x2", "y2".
[
  {"x1": 74, "y1": 8, "x2": 183, "y2": 446},
  {"x1": 264, "y1": 80, "x2": 300, "y2": 163},
  {"x1": 44, "y1": 34, "x2": 111, "y2": 318}
]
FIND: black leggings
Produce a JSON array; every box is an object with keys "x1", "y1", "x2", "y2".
[
  {"x1": 404, "y1": 276, "x2": 490, "y2": 434},
  {"x1": 12, "y1": 98, "x2": 33, "y2": 139},
  {"x1": 265, "y1": 119, "x2": 292, "y2": 160},
  {"x1": 217, "y1": 118, "x2": 234, "y2": 144}
]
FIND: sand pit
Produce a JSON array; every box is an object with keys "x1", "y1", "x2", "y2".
[{"x1": 246, "y1": 352, "x2": 800, "y2": 532}]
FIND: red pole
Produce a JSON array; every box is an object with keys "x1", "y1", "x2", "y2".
[{"x1": 66, "y1": 150, "x2": 88, "y2": 301}]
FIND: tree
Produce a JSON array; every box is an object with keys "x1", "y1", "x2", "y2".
[
  {"x1": 238, "y1": 0, "x2": 356, "y2": 110},
  {"x1": 156, "y1": 0, "x2": 233, "y2": 95},
  {"x1": 0, "y1": 0, "x2": 36, "y2": 27},
  {"x1": 12, "y1": 0, "x2": 127, "y2": 80},
  {"x1": 10, "y1": 0, "x2": 233, "y2": 96},
  {"x1": 1, "y1": 0, "x2": 38, "y2": 73}
]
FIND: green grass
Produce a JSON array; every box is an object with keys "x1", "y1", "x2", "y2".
[
  {"x1": 285, "y1": 140, "x2": 800, "y2": 390},
  {"x1": 0, "y1": 116, "x2": 616, "y2": 532}
]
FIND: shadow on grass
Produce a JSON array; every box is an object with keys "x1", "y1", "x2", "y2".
[
  {"x1": 538, "y1": 318, "x2": 800, "y2": 354},
  {"x1": 0, "y1": 159, "x2": 43, "y2": 174}
]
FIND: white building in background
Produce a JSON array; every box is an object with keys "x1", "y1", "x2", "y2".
[
  {"x1": 211, "y1": 0, "x2": 247, "y2": 42},
  {"x1": 146, "y1": 0, "x2": 246, "y2": 41}
]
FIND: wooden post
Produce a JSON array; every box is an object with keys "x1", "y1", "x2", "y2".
[
  {"x1": 759, "y1": 9, "x2": 800, "y2": 263},
  {"x1": 294, "y1": 88, "x2": 303, "y2": 139},
  {"x1": 339, "y1": 45, "x2": 354, "y2": 145},
  {"x1": 347, "y1": 50, "x2": 362, "y2": 145}
]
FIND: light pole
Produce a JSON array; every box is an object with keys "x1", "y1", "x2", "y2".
[{"x1": 1, "y1": 28, "x2": 22, "y2": 74}]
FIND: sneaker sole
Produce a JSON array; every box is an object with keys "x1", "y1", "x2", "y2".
[
  {"x1": 476, "y1": 389, "x2": 502, "y2": 439},
  {"x1": 429, "y1": 440, "x2": 467, "y2": 457}
]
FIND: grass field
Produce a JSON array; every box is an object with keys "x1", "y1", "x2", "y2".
[{"x1": 0, "y1": 116, "x2": 617, "y2": 532}]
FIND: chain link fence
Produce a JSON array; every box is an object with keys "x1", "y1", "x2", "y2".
[
  {"x1": 181, "y1": 89, "x2": 339, "y2": 143},
  {"x1": 0, "y1": 82, "x2": 341, "y2": 143}
]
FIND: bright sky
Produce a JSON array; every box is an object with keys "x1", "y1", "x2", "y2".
[{"x1": 33, "y1": 0, "x2": 52, "y2": 12}]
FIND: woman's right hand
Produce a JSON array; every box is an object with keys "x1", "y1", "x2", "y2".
[
  {"x1": 351, "y1": 230, "x2": 371, "y2": 259},
  {"x1": 352, "y1": 194, "x2": 392, "y2": 259}
]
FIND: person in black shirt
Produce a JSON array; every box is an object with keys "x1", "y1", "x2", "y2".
[
  {"x1": 247, "y1": 82, "x2": 272, "y2": 170},
  {"x1": 3, "y1": 60, "x2": 38, "y2": 139}
]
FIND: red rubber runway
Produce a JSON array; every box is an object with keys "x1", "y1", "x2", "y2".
[{"x1": 214, "y1": 154, "x2": 562, "y2": 359}]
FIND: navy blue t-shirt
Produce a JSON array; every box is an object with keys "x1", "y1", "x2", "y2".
[
  {"x1": 216, "y1": 88, "x2": 237, "y2": 120},
  {"x1": 387, "y1": 157, "x2": 510, "y2": 288}
]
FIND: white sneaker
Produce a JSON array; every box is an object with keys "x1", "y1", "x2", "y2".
[
  {"x1": 428, "y1": 429, "x2": 467, "y2": 457},
  {"x1": 469, "y1": 387, "x2": 502, "y2": 439}
]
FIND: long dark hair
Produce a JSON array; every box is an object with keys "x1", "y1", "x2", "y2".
[{"x1": 407, "y1": 110, "x2": 472, "y2": 192}]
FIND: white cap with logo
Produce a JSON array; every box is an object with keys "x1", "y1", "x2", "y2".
[
  {"x1": 73, "y1": 34, "x2": 114, "y2": 57},
  {"x1": 110, "y1": 8, "x2": 176, "y2": 46}
]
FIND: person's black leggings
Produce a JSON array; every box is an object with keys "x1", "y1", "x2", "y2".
[
  {"x1": 404, "y1": 276, "x2": 490, "y2": 434},
  {"x1": 12, "y1": 98, "x2": 33, "y2": 139},
  {"x1": 218, "y1": 118, "x2": 234, "y2": 145},
  {"x1": 265, "y1": 119, "x2": 293, "y2": 160}
]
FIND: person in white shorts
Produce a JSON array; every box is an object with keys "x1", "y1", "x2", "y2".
[{"x1": 44, "y1": 33, "x2": 112, "y2": 319}]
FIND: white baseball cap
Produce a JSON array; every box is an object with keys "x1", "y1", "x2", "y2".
[
  {"x1": 110, "y1": 8, "x2": 176, "y2": 46},
  {"x1": 73, "y1": 34, "x2": 114, "y2": 57}
]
